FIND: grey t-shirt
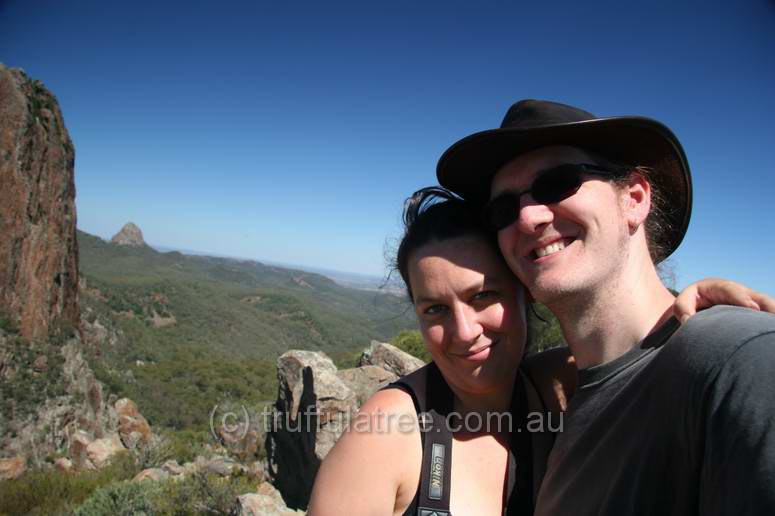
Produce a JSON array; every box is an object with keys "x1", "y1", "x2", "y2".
[{"x1": 535, "y1": 306, "x2": 775, "y2": 516}]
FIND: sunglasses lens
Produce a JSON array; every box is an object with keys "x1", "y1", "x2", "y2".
[
  {"x1": 484, "y1": 164, "x2": 603, "y2": 231},
  {"x1": 484, "y1": 194, "x2": 519, "y2": 230},
  {"x1": 532, "y1": 165, "x2": 584, "y2": 204}
]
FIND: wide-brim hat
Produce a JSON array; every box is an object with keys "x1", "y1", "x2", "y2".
[{"x1": 436, "y1": 99, "x2": 692, "y2": 261}]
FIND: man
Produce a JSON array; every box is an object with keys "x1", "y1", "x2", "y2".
[{"x1": 437, "y1": 99, "x2": 775, "y2": 514}]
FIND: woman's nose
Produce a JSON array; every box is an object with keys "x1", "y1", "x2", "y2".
[{"x1": 450, "y1": 305, "x2": 482, "y2": 344}]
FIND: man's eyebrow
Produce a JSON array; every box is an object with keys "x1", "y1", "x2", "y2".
[
  {"x1": 492, "y1": 187, "x2": 523, "y2": 197},
  {"x1": 480, "y1": 277, "x2": 503, "y2": 290}
]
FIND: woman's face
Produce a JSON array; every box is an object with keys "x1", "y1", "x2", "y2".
[{"x1": 408, "y1": 234, "x2": 527, "y2": 396}]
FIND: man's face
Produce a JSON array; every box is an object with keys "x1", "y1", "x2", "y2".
[{"x1": 490, "y1": 145, "x2": 631, "y2": 305}]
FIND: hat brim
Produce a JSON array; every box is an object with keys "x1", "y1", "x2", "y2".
[{"x1": 436, "y1": 116, "x2": 692, "y2": 261}]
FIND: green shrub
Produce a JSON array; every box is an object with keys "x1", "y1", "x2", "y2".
[
  {"x1": 0, "y1": 316, "x2": 17, "y2": 333},
  {"x1": 73, "y1": 480, "x2": 159, "y2": 516},
  {"x1": 391, "y1": 330, "x2": 430, "y2": 362},
  {"x1": 164, "y1": 428, "x2": 211, "y2": 464},
  {"x1": 134, "y1": 435, "x2": 176, "y2": 470},
  {"x1": 331, "y1": 349, "x2": 362, "y2": 369},
  {"x1": 0, "y1": 452, "x2": 139, "y2": 515},
  {"x1": 0, "y1": 337, "x2": 66, "y2": 427},
  {"x1": 150, "y1": 471, "x2": 256, "y2": 515},
  {"x1": 527, "y1": 304, "x2": 565, "y2": 353}
]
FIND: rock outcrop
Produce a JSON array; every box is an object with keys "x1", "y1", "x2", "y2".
[
  {"x1": 266, "y1": 344, "x2": 425, "y2": 510},
  {"x1": 337, "y1": 364, "x2": 398, "y2": 405},
  {"x1": 2, "y1": 283, "x2": 148, "y2": 470},
  {"x1": 237, "y1": 482, "x2": 305, "y2": 516},
  {"x1": 110, "y1": 222, "x2": 146, "y2": 247},
  {"x1": 266, "y1": 350, "x2": 356, "y2": 509},
  {"x1": 0, "y1": 337, "x2": 124, "y2": 466},
  {"x1": 115, "y1": 397, "x2": 152, "y2": 449},
  {"x1": 85, "y1": 433, "x2": 125, "y2": 468},
  {"x1": 62, "y1": 396, "x2": 154, "y2": 471},
  {"x1": 0, "y1": 64, "x2": 80, "y2": 340},
  {"x1": 360, "y1": 340, "x2": 426, "y2": 376}
]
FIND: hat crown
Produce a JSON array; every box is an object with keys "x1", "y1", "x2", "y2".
[{"x1": 501, "y1": 99, "x2": 597, "y2": 129}]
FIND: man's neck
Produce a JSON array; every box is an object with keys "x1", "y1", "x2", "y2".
[{"x1": 548, "y1": 261, "x2": 676, "y2": 370}]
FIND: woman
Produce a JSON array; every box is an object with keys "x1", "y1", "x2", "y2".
[{"x1": 308, "y1": 187, "x2": 773, "y2": 516}]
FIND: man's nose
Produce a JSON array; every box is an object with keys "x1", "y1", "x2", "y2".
[{"x1": 517, "y1": 196, "x2": 554, "y2": 234}]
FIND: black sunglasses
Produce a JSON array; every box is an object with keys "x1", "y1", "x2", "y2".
[{"x1": 482, "y1": 163, "x2": 628, "y2": 231}]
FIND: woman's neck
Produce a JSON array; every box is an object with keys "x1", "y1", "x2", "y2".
[{"x1": 448, "y1": 370, "x2": 517, "y2": 423}]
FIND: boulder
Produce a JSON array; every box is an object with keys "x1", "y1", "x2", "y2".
[
  {"x1": 236, "y1": 482, "x2": 305, "y2": 516},
  {"x1": 266, "y1": 350, "x2": 357, "y2": 510},
  {"x1": 86, "y1": 433, "x2": 125, "y2": 468},
  {"x1": 54, "y1": 457, "x2": 73, "y2": 473},
  {"x1": 337, "y1": 364, "x2": 398, "y2": 405},
  {"x1": 133, "y1": 467, "x2": 169, "y2": 482},
  {"x1": 69, "y1": 430, "x2": 95, "y2": 470},
  {"x1": 206, "y1": 456, "x2": 237, "y2": 477},
  {"x1": 161, "y1": 459, "x2": 185, "y2": 476},
  {"x1": 360, "y1": 341, "x2": 425, "y2": 377},
  {"x1": 115, "y1": 397, "x2": 140, "y2": 417},
  {"x1": 31, "y1": 355, "x2": 48, "y2": 372},
  {"x1": 148, "y1": 310, "x2": 176, "y2": 328},
  {"x1": 248, "y1": 460, "x2": 265, "y2": 482},
  {"x1": 182, "y1": 454, "x2": 209, "y2": 476},
  {"x1": 115, "y1": 398, "x2": 152, "y2": 448},
  {"x1": 218, "y1": 426, "x2": 260, "y2": 463},
  {"x1": 0, "y1": 456, "x2": 26, "y2": 480}
]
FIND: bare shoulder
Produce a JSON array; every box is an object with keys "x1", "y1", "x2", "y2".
[
  {"x1": 308, "y1": 387, "x2": 422, "y2": 516},
  {"x1": 523, "y1": 347, "x2": 577, "y2": 413}
]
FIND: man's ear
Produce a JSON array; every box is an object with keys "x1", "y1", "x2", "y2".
[{"x1": 622, "y1": 172, "x2": 651, "y2": 230}]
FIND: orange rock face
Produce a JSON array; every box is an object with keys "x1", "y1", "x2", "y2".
[
  {"x1": 0, "y1": 456, "x2": 26, "y2": 480},
  {"x1": 115, "y1": 398, "x2": 153, "y2": 448},
  {"x1": 0, "y1": 65, "x2": 80, "y2": 340}
]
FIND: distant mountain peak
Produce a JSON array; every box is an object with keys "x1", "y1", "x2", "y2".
[{"x1": 111, "y1": 222, "x2": 146, "y2": 247}]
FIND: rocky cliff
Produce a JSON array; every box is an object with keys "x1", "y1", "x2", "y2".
[
  {"x1": 0, "y1": 65, "x2": 145, "y2": 475},
  {"x1": 0, "y1": 64, "x2": 80, "y2": 340}
]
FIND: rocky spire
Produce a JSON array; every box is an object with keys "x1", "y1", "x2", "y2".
[
  {"x1": 0, "y1": 64, "x2": 80, "y2": 339},
  {"x1": 110, "y1": 222, "x2": 147, "y2": 247}
]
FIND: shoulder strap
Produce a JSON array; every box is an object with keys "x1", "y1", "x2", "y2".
[
  {"x1": 385, "y1": 364, "x2": 454, "y2": 516},
  {"x1": 504, "y1": 370, "x2": 535, "y2": 516}
]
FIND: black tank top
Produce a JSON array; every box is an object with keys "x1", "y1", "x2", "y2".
[{"x1": 383, "y1": 362, "x2": 539, "y2": 516}]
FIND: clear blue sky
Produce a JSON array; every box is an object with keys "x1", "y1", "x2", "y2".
[{"x1": 2, "y1": 1, "x2": 773, "y2": 293}]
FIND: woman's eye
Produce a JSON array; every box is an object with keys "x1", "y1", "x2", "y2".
[{"x1": 423, "y1": 304, "x2": 448, "y2": 316}]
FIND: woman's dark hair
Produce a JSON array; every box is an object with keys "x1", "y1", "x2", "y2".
[
  {"x1": 392, "y1": 186, "x2": 535, "y2": 354},
  {"x1": 394, "y1": 186, "x2": 498, "y2": 301}
]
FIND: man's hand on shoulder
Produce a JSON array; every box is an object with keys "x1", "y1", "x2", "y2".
[
  {"x1": 674, "y1": 278, "x2": 775, "y2": 323},
  {"x1": 523, "y1": 347, "x2": 577, "y2": 413}
]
